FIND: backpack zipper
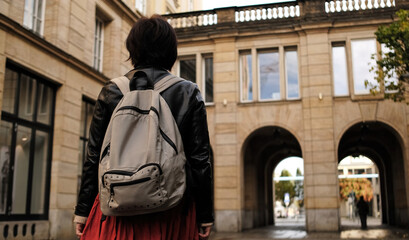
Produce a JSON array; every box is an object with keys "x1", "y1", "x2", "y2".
[
  {"x1": 116, "y1": 106, "x2": 179, "y2": 154},
  {"x1": 110, "y1": 177, "x2": 151, "y2": 195},
  {"x1": 101, "y1": 170, "x2": 134, "y2": 188}
]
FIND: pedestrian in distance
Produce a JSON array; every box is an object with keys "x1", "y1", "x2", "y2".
[
  {"x1": 74, "y1": 15, "x2": 214, "y2": 240},
  {"x1": 356, "y1": 196, "x2": 369, "y2": 229}
]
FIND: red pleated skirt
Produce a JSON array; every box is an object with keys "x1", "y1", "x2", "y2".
[{"x1": 81, "y1": 195, "x2": 199, "y2": 240}]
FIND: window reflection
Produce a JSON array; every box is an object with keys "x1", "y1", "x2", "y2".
[
  {"x1": 0, "y1": 122, "x2": 12, "y2": 214},
  {"x1": 285, "y1": 49, "x2": 299, "y2": 99},
  {"x1": 31, "y1": 131, "x2": 48, "y2": 214},
  {"x1": 351, "y1": 39, "x2": 377, "y2": 94},
  {"x1": 240, "y1": 53, "x2": 253, "y2": 101},
  {"x1": 12, "y1": 126, "x2": 32, "y2": 214},
  {"x1": 259, "y1": 51, "x2": 280, "y2": 100},
  {"x1": 332, "y1": 45, "x2": 349, "y2": 96},
  {"x1": 180, "y1": 58, "x2": 196, "y2": 83},
  {"x1": 204, "y1": 57, "x2": 214, "y2": 103}
]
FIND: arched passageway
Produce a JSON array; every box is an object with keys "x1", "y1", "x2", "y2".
[
  {"x1": 338, "y1": 122, "x2": 408, "y2": 226},
  {"x1": 242, "y1": 126, "x2": 302, "y2": 230}
]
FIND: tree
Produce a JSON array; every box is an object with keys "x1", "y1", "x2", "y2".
[
  {"x1": 275, "y1": 169, "x2": 295, "y2": 203},
  {"x1": 294, "y1": 168, "x2": 304, "y2": 207},
  {"x1": 366, "y1": 9, "x2": 409, "y2": 102},
  {"x1": 339, "y1": 178, "x2": 373, "y2": 202}
]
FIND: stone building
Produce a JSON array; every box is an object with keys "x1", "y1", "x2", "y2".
[
  {"x1": 165, "y1": 0, "x2": 409, "y2": 232},
  {"x1": 0, "y1": 0, "x2": 200, "y2": 239}
]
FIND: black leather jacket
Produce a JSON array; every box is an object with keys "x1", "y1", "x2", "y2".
[{"x1": 75, "y1": 67, "x2": 214, "y2": 225}]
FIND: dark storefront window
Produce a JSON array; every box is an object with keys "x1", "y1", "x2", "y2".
[{"x1": 0, "y1": 62, "x2": 56, "y2": 220}]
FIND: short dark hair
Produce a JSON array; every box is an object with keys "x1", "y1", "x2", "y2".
[{"x1": 126, "y1": 15, "x2": 177, "y2": 71}]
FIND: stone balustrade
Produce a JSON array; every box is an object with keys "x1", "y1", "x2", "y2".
[
  {"x1": 165, "y1": 0, "x2": 401, "y2": 29},
  {"x1": 325, "y1": 0, "x2": 395, "y2": 13}
]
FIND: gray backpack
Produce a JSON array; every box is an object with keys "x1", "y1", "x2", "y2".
[{"x1": 98, "y1": 73, "x2": 186, "y2": 216}]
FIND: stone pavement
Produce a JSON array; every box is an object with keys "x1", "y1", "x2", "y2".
[{"x1": 209, "y1": 218, "x2": 409, "y2": 240}]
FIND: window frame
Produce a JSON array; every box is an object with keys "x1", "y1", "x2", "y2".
[
  {"x1": 93, "y1": 16, "x2": 104, "y2": 72},
  {"x1": 350, "y1": 38, "x2": 378, "y2": 96},
  {"x1": 0, "y1": 61, "x2": 57, "y2": 221},
  {"x1": 239, "y1": 50, "x2": 254, "y2": 103},
  {"x1": 23, "y1": 0, "x2": 46, "y2": 35},
  {"x1": 331, "y1": 42, "x2": 350, "y2": 97},
  {"x1": 284, "y1": 46, "x2": 300, "y2": 100},
  {"x1": 202, "y1": 54, "x2": 214, "y2": 104}
]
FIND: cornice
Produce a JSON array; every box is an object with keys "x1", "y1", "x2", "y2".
[{"x1": 0, "y1": 13, "x2": 110, "y2": 84}]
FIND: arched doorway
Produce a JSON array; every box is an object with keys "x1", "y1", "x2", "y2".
[
  {"x1": 338, "y1": 155, "x2": 382, "y2": 227},
  {"x1": 274, "y1": 157, "x2": 305, "y2": 226},
  {"x1": 338, "y1": 121, "x2": 408, "y2": 226},
  {"x1": 242, "y1": 126, "x2": 302, "y2": 230}
]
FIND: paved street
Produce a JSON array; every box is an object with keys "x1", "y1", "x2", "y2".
[{"x1": 210, "y1": 218, "x2": 409, "y2": 240}]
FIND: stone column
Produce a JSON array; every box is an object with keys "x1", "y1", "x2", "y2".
[
  {"x1": 49, "y1": 81, "x2": 82, "y2": 239},
  {"x1": 299, "y1": 27, "x2": 340, "y2": 231},
  {"x1": 212, "y1": 37, "x2": 241, "y2": 232}
]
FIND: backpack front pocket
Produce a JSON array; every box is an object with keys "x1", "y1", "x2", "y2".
[{"x1": 102, "y1": 164, "x2": 167, "y2": 214}]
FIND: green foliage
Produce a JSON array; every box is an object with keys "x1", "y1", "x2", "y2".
[
  {"x1": 275, "y1": 169, "x2": 295, "y2": 203},
  {"x1": 367, "y1": 9, "x2": 409, "y2": 102},
  {"x1": 294, "y1": 168, "x2": 304, "y2": 207},
  {"x1": 339, "y1": 178, "x2": 373, "y2": 202}
]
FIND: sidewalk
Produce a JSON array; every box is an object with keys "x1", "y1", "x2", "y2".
[{"x1": 210, "y1": 218, "x2": 409, "y2": 240}]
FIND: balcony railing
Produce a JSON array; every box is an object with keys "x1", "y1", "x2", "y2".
[
  {"x1": 235, "y1": 2, "x2": 300, "y2": 23},
  {"x1": 165, "y1": 0, "x2": 400, "y2": 29},
  {"x1": 325, "y1": 0, "x2": 395, "y2": 13}
]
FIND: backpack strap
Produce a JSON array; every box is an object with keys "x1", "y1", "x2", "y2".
[
  {"x1": 111, "y1": 76, "x2": 130, "y2": 95},
  {"x1": 154, "y1": 74, "x2": 183, "y2": 93}
]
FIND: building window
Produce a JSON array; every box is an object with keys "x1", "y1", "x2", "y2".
[
  {"x1": 351, "y1": 39, "x2": 377, "y2": 95},
  {"x1": 240, "y1": 52, "x2": 253, "y2": 102},
  {"x1": 179, "y1": 57, "x2": 196, "y2": 83},
  {"x1": 0, "y1": 62, "x2": 56, "y2": 220},
  {"x1": 203, "y1": 56, "x2": 214, "y2": 103},
  {"x1": 258, "y1": 49, "x2": 280, "y2": 100},
  {"x1": 77, "y1": 98, "x2": 95, "y2": 193},
  {"x1": 135, "y1": 0, "x2": 146, "y2": 14},
  {"x1": 332, "y1": 43, "x2": 349, "y2": 96},
  {"x1": 23, "y1": 0, "x2": 46, "y2": 35},
  {"x1": 285, "y1": 47, "x2": 299, "y2": 99},
  {"x1": 177, "y1": 55, "x2": 214, "y2": 104},
  {"x1": 93, "y1": 17, "x2": 104, "y2": 72}
]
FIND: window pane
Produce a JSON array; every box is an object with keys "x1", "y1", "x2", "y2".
[
  {"x1": 93, "y1": 18, "x2": 104, "y2": 71},
  {"x1": 180, "y1": 59, "x2": 196, "y2": 83},
  {"x1": 332, "y1": 46, "x2": 349, "y2": 96},
  {"x1": 35, "y1": 0, "x2": 44, "y2": 34},
  {"x1": 86, "y1": 103, "x2": 94, "y2": 139},
  {"x1": 351, "y1": 39, "x2": 377, "y2": 94},
  {"x1": 11, "y1": 126, "x2": 32, "y2": 214},
  {"x1": 30, "y1": 131, "x2": 48, "y2": 214},
  {"x1": 240, "y1": 54, "x2": 253, "y2": 101},
  {"x1": 2, "y1": 68, "x2": 18, "y2": 114},
  {"x1": 259, "y1": 51, "x2": 280, "y2": 100},
  {"x1": 204, "y1": 57, "x2": 214, "y2": 103},
  {"x1": 286, "y1": 50, "x2": 299, "y2": 99},
  {"x1": 37, "y1": 83, "x2": 53, "y2": 125},
  {"x1": 0, "y1": 121, "x2": 13, "y2": 214},
  {"x1": 18, "y1": 75, "x2": 37, "y2": 121},
  {"x1": 23, "y1": 0, "x2": 34, "y2": 29}
]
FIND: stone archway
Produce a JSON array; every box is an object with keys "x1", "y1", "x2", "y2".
[
  {"x1": 242, "y1": 126, "x2": 302, "y2": 229},
  {"x1": 338, "y1": 121, "x2": 408, "y2": 226}
]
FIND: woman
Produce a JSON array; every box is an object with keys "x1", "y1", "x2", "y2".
[{"x1": 74, "y1": 15, "x2": 214, "y2": 239}]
